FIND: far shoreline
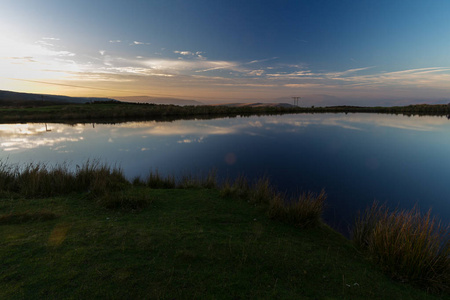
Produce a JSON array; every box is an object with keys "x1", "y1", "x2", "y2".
[{"x1": 1, "y1": 101, "x2": 450, "y2": 124}]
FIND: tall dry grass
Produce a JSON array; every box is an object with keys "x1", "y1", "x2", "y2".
[
  {"x1": 353, "y1": 202, "x2": 449, "y2": 293},
  {"x1": 74, "y1": 160, "x2": 128, "y2": 195},
  {"x1": 219, "y1": 174, "x2": 250, "y2": 199},
  {"x1": 145, "y1": 170, "x2": 176, "y2": 189},
  {"x1": 0, "y1": 160, "x2": 128, "y2": 198},
  {"x1": 220, "y1": 175, "x2": 326, "y2": 228},
  {"x1": 268, "y1": 190, "x2": 326, "y2": 228},
  {"x1": 249, "y1": 176, "x2": 273, "y2": 204},
  {"x1": 140, "y1": 169, "x2": 217, "y2": 189},
  {"x1": 179, "y1": 169, "x2": 218, "y2": 189}
]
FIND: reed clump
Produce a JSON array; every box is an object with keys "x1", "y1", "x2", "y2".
[
  {"x1": 74, "y1": 160, "x2": 129, "y2": 196},
  {"x1": 14, "y1": 163, "x2": 74, "y2": 197},
  {"x1": 0, "y1": 160, "x2": 129, "y2": 199},
  {"x1": 0, "y1": 161, "x2": 19, "y2": 191},
  {"x1": 139, "y1": 169, "x2": 218, "y2": 189},
  {"x1": 249, "y1": 176, "x2": 273, "y2": 204},
  {"x1": 220, "y1": 175, "x2": 250, "y2": 199},
  {"x1": 353, "y1": 202, "x2": 449, "y2": 293},
  {"x1": 96, "y1": 188, "x2": 152, "y2": 210},
  {"x1": 179, "y1": 169, "x2": 218, "y2": 189},
  {"x1": 220, "y1": 175, "x2": 326, "y2": 228},
  {"x1": 145, "y1": 170, "x2": 176, "y2": 189},
  {"x1": 268, "y1": 190, "x2": 326, "y2": 228}
]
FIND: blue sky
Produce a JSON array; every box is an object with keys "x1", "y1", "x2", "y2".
[{"x1": 1, "y1": 0, "x2": 450, "y2": 105}]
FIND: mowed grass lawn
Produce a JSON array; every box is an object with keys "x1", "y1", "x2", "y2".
[{"x1": 0, "y1": 188, "x2": 443, "y2": 299}]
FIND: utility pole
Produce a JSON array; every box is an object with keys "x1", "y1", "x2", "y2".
[{"x1": 292, "y1": 97, "x2": 300, "y2": 106}]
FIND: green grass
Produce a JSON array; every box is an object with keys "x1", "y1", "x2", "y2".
[
  {"x1": 353, "y1": 202, "x2": 449, "y2": 293},
  {"x1": 269, "y1": 190, "x2": 327, "y2": 228},
  {"x1": 0, "y1": 161, "x2": 448, "y2": 298},
  {"x1": 0, "y1": 210, "x2": 57, "y2": 225},
  {"x1": 0, "y1": 188, "x2": 443, "y2": 299}
]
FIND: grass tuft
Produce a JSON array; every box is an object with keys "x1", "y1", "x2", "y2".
[
  {"x1": 144, "y1": 169, "x2": 218, "y2": 189},
  {"x1": 0, "y1": 159, "x2": 129, "y2": 199},
  {"x1": 268, "y1": 190, "x2": 326, "y2": 228},
  {"x1": 146, "y1": 170, "x2": 176, "y2": 189},
  {"x1": 219, "y1": 174, "x2": 250, "y2": 199},
  {"x1": 0, "y1": 160, "x2": 19, "y2": 191},
  {"x1": 353, "y1": 202, "x2": 449, "y2": 293},
  {"x1": 201, "y1": 169, "x2": 218, "y2": 189},
  {"x1": 96, "y1": 188, "x2": 152, "y2": 210},
  {"x1": 75, "y1": 160, "x2": 129, "y2": 196},
  {"x1": 220, "y1": 176, "x2": 326, "y2": 228},
  {"x1": 249, "y1": 176, "x2": 273, "y2": 204}
]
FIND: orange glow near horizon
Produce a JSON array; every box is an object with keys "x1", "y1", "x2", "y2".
[{"x1": 2, "y1": 32, "x2": 450, "y2": 104}]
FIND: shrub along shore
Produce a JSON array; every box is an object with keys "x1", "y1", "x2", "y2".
[
  {"x1": 0, "y1": 161, "x2": 448, "y2": 298},
  {"x1": 1, "y1": 101, "x2": 450, "y2": 123}
]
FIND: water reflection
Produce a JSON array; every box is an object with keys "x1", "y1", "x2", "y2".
[
  {"x1": 1, "y1": 113, "x2": 449, "y2": 235},
  {"x1": 1, "y1": 114, "x2": 449, "y2": 152}
]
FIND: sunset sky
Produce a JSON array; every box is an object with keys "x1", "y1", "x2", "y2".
[{"x1": 1, "y1": 0, "x2": 450, "y2": 105}]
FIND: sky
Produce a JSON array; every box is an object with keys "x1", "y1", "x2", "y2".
[{"x1": 1, "y1": 0, "x2": 450, "y2": 105}]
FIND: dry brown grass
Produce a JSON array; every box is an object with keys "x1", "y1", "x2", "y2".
[
  {"x1": 353, "y1": 202, "x2": 449, "y2": 293},
  {"x1": 268, "y1": 190, "x2": 326, "y2": 228}
]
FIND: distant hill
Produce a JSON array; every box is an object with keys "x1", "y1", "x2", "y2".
[
  {"x1": 273, "y1": 94, "x2": 450, "y2": 107},
  {"x1": 0, "y1": 90, "x2": 117, "y2": 106},
  {"x1": 115, "y1": 96, "x2": 203, "y2": 106},
  {"x1": 212, "y1": 102, "x2": 295, "y2": 108}
]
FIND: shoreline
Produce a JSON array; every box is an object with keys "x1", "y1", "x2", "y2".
[{"x1": 0, "y1": 102, "x2": 450, "y2": 124}]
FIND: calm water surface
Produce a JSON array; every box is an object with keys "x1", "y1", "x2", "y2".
[{"x1": 1, "y1": 113, "x2": 449, "y2": 234}]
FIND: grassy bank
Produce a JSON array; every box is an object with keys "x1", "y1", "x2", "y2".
[
  {"x1": 0, "y1": 162, "x2": 448, "y2": 298},
  {"x1": 1, "y1": 101, "x2": 450, "y2": 123},
  {"x1": 0, "y1": 102, "x2": 298, "y2": 123}
]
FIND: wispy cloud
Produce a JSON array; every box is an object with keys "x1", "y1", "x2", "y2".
[
  {"x1": 174, "y1": 50, "x2": 206, "y2": 60},
  {"x1": 3, "y1": 34, "x2": 450, "y2": 102},
  {"x1": 267, "y1": 70, "x2": 314, "y2": 78},
  {"x1": 247, "y1": 57, "x2": 278, "y2": 64},
  {"x1": 283, "y1": 83, "x2": 323, "y2": 88},
  {"x1": 0, "y1": 37, "x2": 80, "y2": 82},
  {"x1": 265, "y1": 65, "x2": 450, "y2": 89},
  {"x1": 331, "y1": 67, "x2": 450, "y2": 88},
  {"x1": 174, "y1": 50, "x2": 193, "y2": 56},
  {"x1": 324, "y1": 66, "x2": 375, "y2": 78},
  {"x1": 35, "y1": 40, "x2": 55, "y2": 47},
  {"x1": 195, "y1": 57, "x2": 276, "y2": 74},
  {"x1": 132, "y1": 41, "x2": 150, "y2": 45},
  {"x1": 195, "y1": 61, "x2": 240, "y2": 72},
  {"x1": 247, "y1": 70, "x2": 265, "y2": 76},
  {"x1": 7, "y1": 56, "x2": 37, "y2": 63},
  {"x1": 42, "y1": 37, "x2": 60, "y2": 41}
]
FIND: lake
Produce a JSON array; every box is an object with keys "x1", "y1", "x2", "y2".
[{"x1": 1, "y1": 113, "x2": 449, "y2": 235}]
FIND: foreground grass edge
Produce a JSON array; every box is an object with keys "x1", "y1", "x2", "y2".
[{"x1": 0, "y1": 161, "x2": 448, "y2": 296}]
